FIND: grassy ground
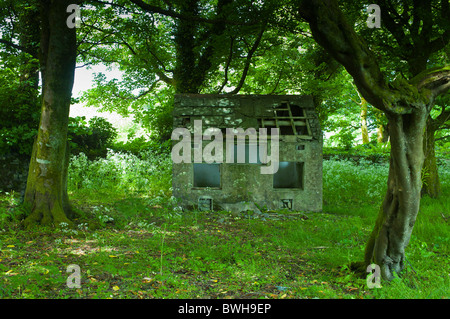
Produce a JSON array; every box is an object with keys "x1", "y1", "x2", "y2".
[{"x1": 0, "y1": 155, "x2": 448, "y2": 299}]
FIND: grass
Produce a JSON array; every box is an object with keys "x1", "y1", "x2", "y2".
[{"x1": 0, "y1": 152, "x2": 448, "y2": 299}]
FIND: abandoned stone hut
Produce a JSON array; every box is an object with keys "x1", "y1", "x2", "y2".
[{"x1": 171, "y1": 94, "x2": 323, "y2": 213}]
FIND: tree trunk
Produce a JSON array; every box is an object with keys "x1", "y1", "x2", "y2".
[
  {"x1": 173, "y1": 0, "x2": 234, "y2": 94},
  {"x1": 421, "y1": 117, "x2": 441, "y2": 198},
  {"x1": 375, "y1": 109, "x2": 389, "y2": 144},
  {"x1": 364, "y1": 110, "x2": 427, "y2": 280},
  {"x1": 360, "y1": 98, "x2": 370, "y2": 144},
  {"x1": 17, "y1": 1, "x2": 40, "y2": 92},
  {"x1": 173, "y1": 0, "x2": 199, "y2": 93},
  {"x1": 23, "y1": 0, "x2": 77, "y2": 228}
]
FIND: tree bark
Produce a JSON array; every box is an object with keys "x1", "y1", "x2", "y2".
[
  {"x1": 375, "y1": 109, "x2": 389, "y2": 144},
  {"x1": 364, "y1": 110, "x2": 427, "y2": 280},
  {"x1": 421, "y1": 117, "x2": 441, "y2": 198},
  {"x1": 23, "y1": 0, "x2": 77, "y2": 228},
  {"x1": 17, "y1": 1, "x2": 40, "y2": 91},
  {"x1": 360, "y1": 98, "x2": 370, "y2": 144},
  {"x1": 173, "y1": 0, "x2": 234, "y2": 93}
]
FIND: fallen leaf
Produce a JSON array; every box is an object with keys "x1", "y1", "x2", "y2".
[
  {"x1": 6, "y1": 245, "x2": 14, "y2": 248},
  {"x1": 113, "y1": 286, "x2": 120, "y2": 291},
  {"x1": 109, "y1": 255, "x2": 118, "y2": 258}
]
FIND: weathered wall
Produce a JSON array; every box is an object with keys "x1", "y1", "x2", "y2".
[{"x1": 172, "y1": 94, "x2": 323, "y2": 213}]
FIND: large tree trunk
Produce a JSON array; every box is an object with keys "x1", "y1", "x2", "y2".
[
  {"x1": 421, "y1": 117, "x2": 441, "y2": 198},
  {"x1": 360, "y1": 97, "x2": 370, "y2": 144},
  {"x1": 23, "y1": 0, "x2": 77, "y2": 228},
  {"x1": 17, "y1": 1, "x2": 40, "y2": 92},
  {"x1": 364, "y1": 110, "x2": 427, "y2": 280},
  {"x1": 172, "y1": 0, "x2": 234, "y2": 93}
]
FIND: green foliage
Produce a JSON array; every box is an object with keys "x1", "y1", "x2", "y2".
[
  {"x1": 68, "y1": 116, "x2": 117, "y2": 159},
  {"x1": 323, "y1": 158, "x2": 389, "y2": 207},
  {"x1": 112, "y1": 137, "x2": 171, "y2": 157},
  {"x1": 67, "y1": 149, "x2": 172, "y2": 196},
  {"x1": 0, "y1": 58, "x2": 40, "y2": 155},
  {"x1": 323, "y1": 144, "x2": 390, "y2": 163},
  {"x1": 0, "y1": 191, "x2": 23, "y2": 228},
  {"x1": 1, "y1": 154, "x2": 449, "y2": 299}
]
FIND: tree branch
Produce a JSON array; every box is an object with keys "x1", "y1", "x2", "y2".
[
  {"x1": 298, "y1": 0, "x2": 389, "y2": 110},
  {"x1": 217, "y1": 36, "x2": 235, "y2": 93},
  {"x1": 111, "y1": 86, "x2": 153, "y2": 100},
  {"x1": 376, "y1": 0, "x2": 410, "y2": 49},
  {"x1": 145, "y1": 39, "x2": 173, "y2": 74},
  {"x1": 228, "y1": 25, "x2": 266, "y2": 94},
  {"x1": 298, "y1": 0, "x2": 450, "y2": 115},
  {"x1": 436, "y1": 108, "x2": 450, "y2": 127},
  {"x1": 0, "y1": 38, "x2": 37, "y2": 57},
  {"x1": 107, "y1": 36, "x2": 175, "y2": 86},
  {"x1": 268, "y1": 69, "x2": 284, "y2": 95},
  {"x1": 128, "y1": 0, "x2": 258, "y2": 26},
  {"x1": 435, "y1": 134, "x2": 450, "y2": 141},
  {"x1": 412, "y1": 66, "x2": 450, "y2": 99}
]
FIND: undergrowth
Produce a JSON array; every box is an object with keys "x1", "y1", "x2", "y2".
[{"x1": 0, "y1": 150, "x2": 448, "y2": 299}]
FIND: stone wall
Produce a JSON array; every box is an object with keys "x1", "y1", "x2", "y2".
[{"x1": 172, "y1": 94, "x2": 323, "y2": 213}]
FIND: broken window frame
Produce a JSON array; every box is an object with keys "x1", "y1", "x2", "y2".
[{"x1": 259, "y1": 101, "x2": 312, "y2": 137}]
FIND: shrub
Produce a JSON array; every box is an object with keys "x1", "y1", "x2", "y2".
[
  {"x1": 0, "y1": 60, "x2": 40, "y2": 156},
  {"x1": 111, "y1": 137, "x2": 171, "y2": 157},
  {"x1": 323, "y1": 158, "x2": 389, "y2": 206},
  {"x1": 68, "y1": 116, "x2": 117, "y2": 159},
  {"x1": 68, "y1": 148, "x2": 172, "y2": 196}
]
